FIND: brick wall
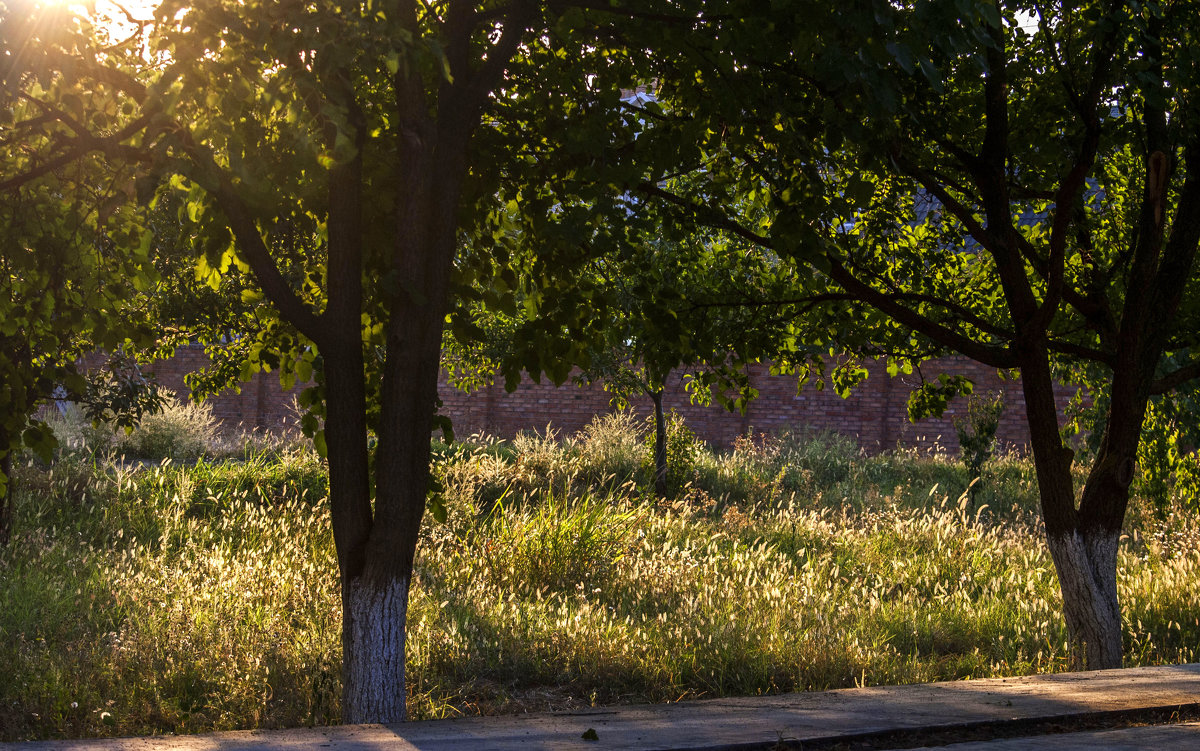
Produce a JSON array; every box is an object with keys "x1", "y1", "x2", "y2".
[
  {"x1": 144, "y1": 345, "x2": 1077, "y2": 453},
  {"x1": 143, "y1": 346, "x2": 306, "y2": 433}
]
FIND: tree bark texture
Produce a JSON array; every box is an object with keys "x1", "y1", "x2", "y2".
[
  {"x1": 342, "y1": 573, "x2": 410, "y2": 724},
  {"x1": 322, "y1": 350, "x2": 377, "y2": 719},
  {"x1": 1046, "y1": 529, "x2": 1123, "y2": 670},
  {"x1": 333, "y1": 98, "x2": 468, "y2": 720}
]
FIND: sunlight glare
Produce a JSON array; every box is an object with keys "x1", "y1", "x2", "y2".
[{"x1": 68, "y1": 0, "x2": 158, "y2": 45}]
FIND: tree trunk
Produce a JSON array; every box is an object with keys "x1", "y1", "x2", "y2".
[
  {"x1": 1016, "y1": 340, "x2": 1128, "y2": 671},
  {"x1": 330, "y1": 327, "x2": 431, "y2": 727},
  {"x1": 342, "y1": 566, "x2": 410, "y2": 723},
  {"x1": 347, "y1": 345, "x2": 441, "y2": 725},
  {"x1": 322, "y1": 346, "x2": 390, "y2": 724},
  {"x1": 651, "y1": 389, "x2": 668, "y2": 498},
  {"x1": 1046, "y1": 527, "x2": 1122, "y2": 670},
  {"x1": 338, "y1": 112, "x2": 467, "y2": 721}
]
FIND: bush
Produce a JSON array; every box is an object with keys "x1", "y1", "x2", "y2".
[
  {"x1": 575, "y1": 411, "x2": 646, "y2": 489},
  {"x1": 438, "y1": 447, "x2": 516, "y2": 518},
  {"x1": 641, "y1": 411, "x2": 702, "y2": 499},
  {"x1": 690, "y1": 430, "x2": 859, "y2": 508},
  {"x1": 952, "y1": 392, "x2": 1006, "y2": 503},
  {"x1": 43, "y1": 395, "x2": 221, "y2": 463},
  {"x1": 781, "y1": 430, "x2": 860, "y2": 489},
  {"x1": 112, "y1": 397, "x2": 219, "y2": 462},
  {"x1": 510, "y1": 427, "x2": 579, "y2": 496}
]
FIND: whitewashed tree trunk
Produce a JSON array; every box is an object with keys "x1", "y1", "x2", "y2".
[
  {"x1": 342, "y1": 575, "x2": 410, "y2": 724},
  {"x1": 1046, "y1": 529, "x2": 1123, "y2": 671}
]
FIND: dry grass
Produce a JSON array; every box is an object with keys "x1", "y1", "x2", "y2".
[{"x1": 2, "y1": 413, "x2": 1198, "y2": 739}]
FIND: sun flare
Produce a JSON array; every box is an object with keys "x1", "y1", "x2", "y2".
[{"x1": 76, "y1": 0, "x2": 158, "y2": 42}]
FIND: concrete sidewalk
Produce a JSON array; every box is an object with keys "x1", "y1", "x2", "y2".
[
  {"x1": 5, "y1": 664, "x2": 1199, "y2": 750},
  {"x1": 906, "y1": 721, "x2": 1200, "y2": 750}
]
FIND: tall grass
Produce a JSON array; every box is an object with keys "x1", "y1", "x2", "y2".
[{"x1": 2, "y1": 411, "x2": 1198, "y2": 739}]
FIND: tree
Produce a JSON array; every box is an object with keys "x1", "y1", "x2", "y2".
[
  {"x1": 633, "y1": 0, "x2": 1200, "y2": 669},
  {"x1": 449, "y1": 220, "x2": 787, "y2": 498},
  {"x1": 1, "y1": 0, "x2": 694, "y2": 722},
  {"x1": 0, "y1": 0, "x2": 164, "y2": 542}
]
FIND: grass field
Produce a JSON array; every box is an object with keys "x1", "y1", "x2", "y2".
[{"x1": 2, "y1": 406, "x2": 1198, "y2": 740}]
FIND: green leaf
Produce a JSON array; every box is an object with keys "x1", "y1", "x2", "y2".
[
  {"x1": 295, "y1": 357, "x2": 313, "y2": 383},
  {"x1": 886, "y1": 42, "x2": 915, "y2": 74},
  {"x1": 907, "y1": 375, "x2": 975, "y2": 421},
  {"x1": 978, "y1": 2, "x2": 1002, "y2": 28},
  {"x1": 22, "y1": 424, "x2": 58, "y2": 464},
  {"x1": 427, "y1": 474, "x2": 448, "y2": 523},
  {"x1": 918, "y1": 58, "x2": 945, "y2": 93}
]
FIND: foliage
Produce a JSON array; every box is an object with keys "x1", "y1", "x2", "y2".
[
  {"x1": 0, "y1": 116, "x2": 158, "y2": 536},
  {"x1": 639, "y1": 410, "x2": 701, "y2": 500},
  {"x1": 621, "y1": 0, "x2": 1200, "y2": 668},
  {"x1": 45, "y1": 394, "x2": 300, "y2": 465},
  {"x1": 1132, "y1": 398, "x2": 1200, "y2": 517},
  {"x1": 953, "y1": 392, "x2": 1006, "y2": 504},
  {"x1": 907, "y1": 374, "x2": 975, "y2": 423},
  {"x1": 0, "y1": 0, "x2": 175, "y2": 541},
  {"x1": 1062, "y1": 369, "x2": 1200, "y2": 517},
  {"x1": 73, "y1": 353, "x2": 168, "y2": 434},
  {"x1": 108, "y1": 397, "x2": 219, "y2": 463},
  {"x1": 446, "y1": 203, "x2": 793, "y2": 499},
  {"x1": 694, "y1": 430, "x2": 859, "y2": 506},
  {"x1": 574, "y1": 411, "x2": 648, "y2": 490}
]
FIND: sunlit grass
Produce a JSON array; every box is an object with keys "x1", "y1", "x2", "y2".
[{"x1": 2, "y1": 412, "x2": 1198, "y2": 739}]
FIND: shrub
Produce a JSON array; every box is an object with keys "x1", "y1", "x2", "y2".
[
  {"x1": 438, "y1": 447, "x2": 515, "y2": 518},
  {"x1": 952, "y1": 392, "x2": 1005, "y2": 503},
  {"x1": 688, "y1": 430, "x2": 859, "y2": 508},
  {"x1": 510, "y1": 427, "x2": 579, "y2": 496},
  {"x1": 45, "y1": 394, "x2": 221, "y2": 463},
  {"x1": 575, "y1": 411, "x2": 646, "y2": 489},
  {"x1": 111, "y1": 396, "x2": 219, "y2": 462},
  {"x1": 780, "y1": 431, "x2": 857, "y2": 487},
  {"x1": 641, "y1": 411, "x2": 701, "y2": 499}
]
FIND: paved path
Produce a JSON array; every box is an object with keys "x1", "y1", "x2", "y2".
[
  {"x1": 5, "y1": 665, "x2": 1199, "y2": 750},
  {"x1": 902, "y1": 721, "x2": 1200, "y2": 750}
]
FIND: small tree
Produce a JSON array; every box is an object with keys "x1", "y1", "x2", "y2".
[
  {"x1": 953, "y1": 392, "x2": 1005, "y2": 505},
  {"x1": 449, "y1": 219, "x2": 794, "y2": 499}
]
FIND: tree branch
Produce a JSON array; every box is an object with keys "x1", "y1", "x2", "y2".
[
  {"x1": 825, "y1": 255, "x2": 1016, "y2": 368},
  {"x1": 1151, "y1": 359, "x2": 1200, "y2": 395},
  {"x1": 453, "y1": 0, "x2": 535, "y2": 126},
  {"x1": 636, "y1": 181, "x2": 773, "y2": 248},
  {"x1": 894, "y1": 155, "x2": 994, "y2": 252},
  {"x1": 1026, "y1": 3, "x2": 1118, "y2": 334},
  {"x1": 0, "y1": 111, "x2": 156, "y2": 192},
  {"x1": 177, "y1": 134, "x2": 329, "y2": 345}
]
